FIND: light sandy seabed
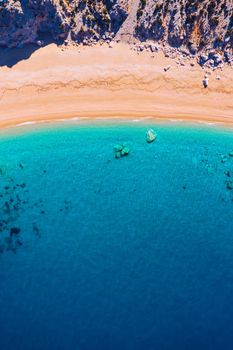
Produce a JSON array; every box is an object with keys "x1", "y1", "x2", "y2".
[{"x1": 0, "y1": 43, "x2": 232, "y2": 129}]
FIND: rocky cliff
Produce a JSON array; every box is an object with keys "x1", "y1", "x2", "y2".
[
  {"x1": 135, "y1": 0, "x2": 233, "y2": 65},
  {"x1": 0, "y1": 0, "x2": 129, "y2": 47},
  {"x1": 0, "y1": 0, "x2": 232, "y2": 64}
]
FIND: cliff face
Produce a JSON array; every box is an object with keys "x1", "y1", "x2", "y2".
[
  {"x1": 0, "y1": 0, "x2": 129, "y2": 47},
  {"x1": 0, "y1": 0, "x2": 232, "y2": 62},
  {"x1": 135, "y1": 0, "x2": 233, "y2": 55},
  {"x1": 0, "y1": 0, "x2": 66, "y2": 47},
  {"x1": 68, "y1": 0, "x2": 129, "y2": 42}
]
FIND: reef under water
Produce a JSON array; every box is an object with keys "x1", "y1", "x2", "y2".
[{"x1": 0, "y1": 121, "x2": 233, "y2": 350}]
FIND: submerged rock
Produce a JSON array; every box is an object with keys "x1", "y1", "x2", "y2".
[
  {"x1": 225, "y1": 170, "x2": 231, "y2": 177},
  {"x1": 146, "y1": 129, "x2": 157, "y2": 143},
  {"x1": 10, "y1": 227, "x2": 21, "y2": 236},
  {"x1": 229, "y1": 151, "x2": 233, "y2": 157},
  {"x1": 114, "y1": 144, "x2": 130, "y2": 158},
  {"x1": 226, "y1": 181, "x2": 233, "y2": 190},
  {"x1": 121, "y1": 146, "x2": 130, "y2": 156},
  {"x1": 0, "y1": 244, "x2": 5, "y2": 254},
  {"x1": 221, "y1": 155, "x2": 228, "y2": 163},
  {"x1": 115, "y1": 151, "x2": 121, "y2": 159},
  {"x1": 114, "y1": 144, "x2": 123, "y2": 152}
]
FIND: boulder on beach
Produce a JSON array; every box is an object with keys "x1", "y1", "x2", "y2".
[
  {"x1": 146, "y1": 129, "x2": 157, "y2": 143},
  {"x1": 203, "y1": 77, "x2": 209, "y2": 88},
  {"x1": 199, "y1": 54, "x2": 209, "y2": 65},
  {"x1": 149, "y1": 44, "x2": 158, "y2": 53},
  {"x1": 164, "y1": 65, "x2": 171, "y2": 72}
]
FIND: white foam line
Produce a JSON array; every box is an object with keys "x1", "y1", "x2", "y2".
[
  {"x1": 196, "y1": 120, "x2": 223, "y2": 126},
  {"x1": 8, "y1": 116, "x2": 228, "y2": 131},
  {"x1": 95, "y1": 117, "x2": 122, "y2": 120},
  {"x1": 70, "y1": 117, "x2": 88, "y2": 121},
  {"x1": 16, "y1": 117, "x2": 90, "y2": 127},
  {"x1": 16, "y1": 121, "x2": 37, "y2": 126}
]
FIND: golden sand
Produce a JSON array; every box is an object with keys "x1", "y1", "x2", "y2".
[{"x1": 0, "y1": 43, "x2": 232, "y2": 129}]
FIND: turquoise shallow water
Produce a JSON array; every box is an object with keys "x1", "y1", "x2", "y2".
[{"x1": 0, "y1": 121, "x2": 233, "y2": 350}]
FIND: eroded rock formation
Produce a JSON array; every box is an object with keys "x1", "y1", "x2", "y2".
[{"x1": 0, "y1": 0, "x2": 232, "y2": 63}]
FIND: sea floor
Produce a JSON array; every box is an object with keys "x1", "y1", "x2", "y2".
[{"x1": 0, "y1": 121, "x2": 233, "y2": 350}]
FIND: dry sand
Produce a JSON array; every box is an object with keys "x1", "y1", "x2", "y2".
[{"x1": 0, "y1": 43, "x2": 232, "y2": 129}]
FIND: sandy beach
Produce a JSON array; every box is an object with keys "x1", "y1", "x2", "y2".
[{"x1": 0, "y1": 42, "x2": 232, "y2": 129}]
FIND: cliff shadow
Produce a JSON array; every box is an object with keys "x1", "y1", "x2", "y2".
[{"x1": 0, "y1": 33, "x2": 62, "y2": 68}]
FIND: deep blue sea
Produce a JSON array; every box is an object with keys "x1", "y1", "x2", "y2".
[{"x1": 1, "y1": 121, "x2": 233, "y2": 350}]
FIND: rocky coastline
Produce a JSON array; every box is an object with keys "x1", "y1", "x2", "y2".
[{"x1": 0, "y1": 0, "x2": 232, "y2": 69}]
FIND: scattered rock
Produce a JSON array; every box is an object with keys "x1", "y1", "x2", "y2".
[
  {"x1": 149, "y1": 44, "x2": 158, "y2": 53},
  {"x1": 137, "y1": 45, "x2": 144, "y2": 52},
  {"x1": 199, "y1": 54, "x2": 209, "y2": 66},
  {"x1": 114, "y1": 151, "x2": 121, "y2": 159},
  {"x1": 114, "y1": 144, "x2": 130, "y2": 159},
  {"x1": 0, "y1": 244, "x2": 5, "y2": 254},
  {"x1": 114, "y1": 144, "x2": 123, "y2": 152},
  {"x1": 213, "y1": 53, "x2": 222, "y2": 65},
  {"x1": 146, "y1": 129, "x2": 157, "y2": 143},
  {"x1": 221, "y1": 155, "x2": 228, "y2": 163},
  {"x1": 225, "y1": 52, "x2": 233, "y2": 63},
  {"x1": 225, "y1": 171, "x2": 231, "y2": 177},
  {"x1": 208, "y1": 59, "x2": 215, "y2": 67},
  {"x1": 36, "y1": 40, "x2": 43, "y2": 47},
  {"x1": 0, "y1": 169, "x2": 45, "y2": 255},
  {"x1": 10, "y1": 227, "x2": 21, "y2": 236},
  {"x1": 164, "y1": 65, "x2": 171, "y2": 72},
  {"x1": 121, "y1": 146, "x2": 130, "y2": 156},
  {"x1": 226, "y1": 181, "x2": 233, "y2": 190}
]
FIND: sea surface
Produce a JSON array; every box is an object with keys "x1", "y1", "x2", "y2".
[{"x1": 0, "y1": 120, "x2": 233, "y2": 350}]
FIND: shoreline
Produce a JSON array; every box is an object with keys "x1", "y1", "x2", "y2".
[
  {"x1": 0, "y1": 43, "x2": 232, "y2": 130},
  {"x1": 1, "y1": 110, "x2": 233, "y2": 132},
  {"x1": 1, "y1": 115, "x2": 232, "y2": 137}
]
